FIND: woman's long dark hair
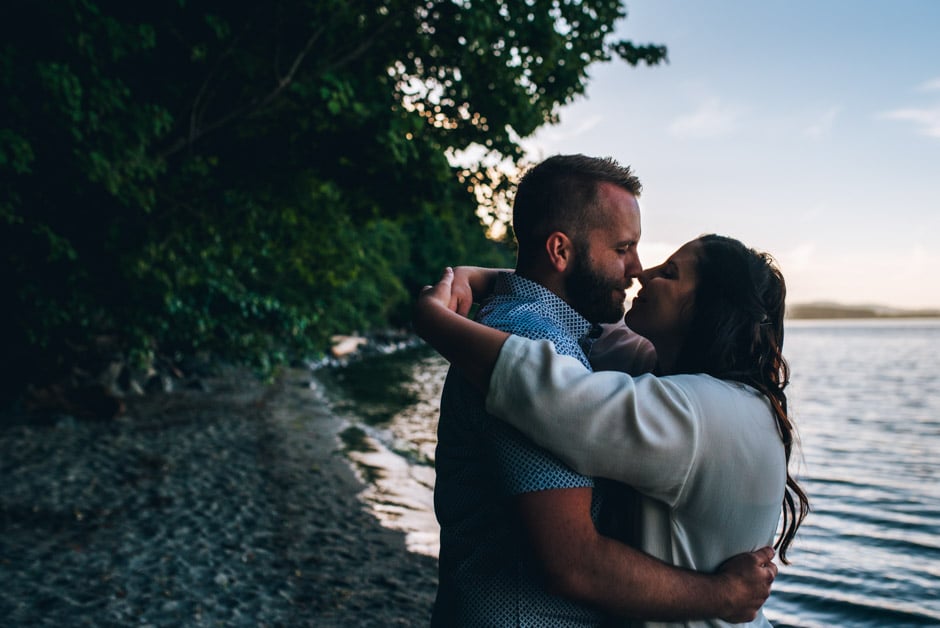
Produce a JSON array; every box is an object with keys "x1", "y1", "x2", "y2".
[{"x1": 675, "y1": 234, "x2": 809, "y2": 563}]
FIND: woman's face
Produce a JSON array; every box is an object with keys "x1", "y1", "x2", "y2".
[{"x1": 624, "y1": 239, "x2": 701, "y2": 344}]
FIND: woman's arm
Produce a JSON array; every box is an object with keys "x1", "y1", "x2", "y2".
[
  {"x1": 414, "y1": 268, "x2": 777, "y2": 622},
  {"x1": 413, "y1": 267, "x2": 509, "y2": 391},
  {"x1": 449, "y1": 266, "x2": 507, "y2": 315},
  {"x1": 417, "y1": 268, "x2": 695, "y2": 500},
  {"x1": 489, "y1": 336, "x2": 698, "y2": 501},
  {"x1": 590, "y1": 319, "x2": 658, "y2": 374},
  {"x1": 416, "y1": 269, "x2": 695, "y2": 501}
]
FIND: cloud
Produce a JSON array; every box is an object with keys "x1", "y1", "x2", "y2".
[
  {"x1": 880, "y1": 106, "x2": 940, "y2": 139},
  {"x1": 784, "y1": 244, "x2": 940, "y2": 309},
  {"x1": 780, "y1": 242, "x2": 816, "y2": 273},
  {"x1": 803, "y1": 106, "x2": 842, "y2": 139},
  {"x1": 918, "y1": 77, "x2": 940, "y2": 92},
  {"x1": 570, "y1": 114, "x2": 604, "y2": 135},
  {"x1": 667, "y1": 98, "x2": 741, "y2": 139},
  {"x1": 638, "y1": 241, "x2": 680, "y2": 268},
  {"x1": 523, "y1": 113, "x2": 604, "y2": 158},
  {"x1": 537, "y1": 114, "x2": 604, "y2": 143},
  {"x1": 880, "y1": 79, "x2": 940, "y2": 139},
  {"x1": 900, "y1": 244, "x2": 940, "y2": 268}
]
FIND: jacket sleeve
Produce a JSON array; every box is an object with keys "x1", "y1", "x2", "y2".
[
  {"x1": 589, "y1": 319, "x2": 657, "y2": 375},
  {"x1": 486, "y1": 335, "x2": 701, "y2": 506}
]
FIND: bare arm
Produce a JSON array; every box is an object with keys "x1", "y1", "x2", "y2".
[
  {"x1": 448, "y1": 266, "x2": 507, "y2": 315},
  {"x1": 413, "y1": 267, "x2": 509, "y2": 391},
  {"x1": 518, "y1": 488, "x2": 776, "y2": 622},
  {"x1": 448, "y1": 267, "x2": 658, "y2": 376}
]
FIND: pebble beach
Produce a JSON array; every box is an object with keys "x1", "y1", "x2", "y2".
[{"x1": 0, "y1": 367, "x2": 438, "y2": 627}]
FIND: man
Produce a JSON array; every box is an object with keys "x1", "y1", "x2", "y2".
[{"x1": 431, "y1": 154, "x2": 774, "y2": 625}]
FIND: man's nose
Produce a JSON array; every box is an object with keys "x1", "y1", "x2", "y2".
[{"x1": 625, "y1": 254, "x2": 643, "y2": 278}]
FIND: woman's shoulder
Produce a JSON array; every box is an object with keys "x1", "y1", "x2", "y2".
[
  {"x1": 662, "y1": 374, "x2": 780, "y2": 440},
  {"x1": 661, "y1": 372, "x2": 760, "y2": 395},
  {"x1": 654, "y1": 373, "x2": 771, "y2": 419}
]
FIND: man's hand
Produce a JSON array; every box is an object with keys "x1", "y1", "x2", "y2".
[{"x1": 715, "y1": 547, "x2": 778, "y2": 623}]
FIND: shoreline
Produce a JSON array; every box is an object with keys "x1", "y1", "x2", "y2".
[{"x1": 0, "y1": 365, "x2": 437, "y2": 626}]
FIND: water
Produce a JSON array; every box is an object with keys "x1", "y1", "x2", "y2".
[
  {"x1": 317, "y1": 319, "x2": 940, "y2": 627},
  {"x1": 766, "y1": 319, "x2": 940, "y2": 627}
]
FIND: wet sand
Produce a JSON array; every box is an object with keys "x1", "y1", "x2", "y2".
[{"x1": 0, "y1": 367, "x2": 437, "y2": 626}]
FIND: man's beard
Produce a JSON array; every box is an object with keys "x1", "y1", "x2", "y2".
[{"x1": 565, "y1": 252, "x2": 628, "y2": 324}]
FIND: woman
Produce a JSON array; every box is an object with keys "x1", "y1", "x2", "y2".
[{"x1": 414, "y1": 234, "x2": 809, "y2": 627}]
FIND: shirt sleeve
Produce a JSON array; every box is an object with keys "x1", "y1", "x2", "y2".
[
  {"x1": 589, "y1": 320, "x2": 657, "y2": 375},
  {"x1": 489, "y1": 421, "x2": 594, "y2": 495},
  {"x1": 480, "y1": 307, "x2": 595, "y2": 496},
  {"x1": 486, "y1": 335, "x2": 701, "y2": 506}
]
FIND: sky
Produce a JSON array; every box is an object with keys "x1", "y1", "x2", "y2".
[{"x1": 522, "y1": 0, "x2": 940, "y2": 309}]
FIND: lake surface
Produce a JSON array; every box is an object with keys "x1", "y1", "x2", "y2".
[{"x1": 316, "y1": 319, "x2": 940, "y2": 627}]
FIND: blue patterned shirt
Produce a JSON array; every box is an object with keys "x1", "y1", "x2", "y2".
[{"x1": 432, "y1": 273, "x2": 606, "y2": 627}]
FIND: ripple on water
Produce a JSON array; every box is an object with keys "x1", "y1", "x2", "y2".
[{"x1": 320, "y1": 322, "x2": 940, "y2": 625}]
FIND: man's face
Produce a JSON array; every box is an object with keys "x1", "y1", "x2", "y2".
[{"x1": 564, "y1": 182, "x2": 642, "y2": 324}]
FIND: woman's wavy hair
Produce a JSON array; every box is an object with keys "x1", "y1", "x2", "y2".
[{"x1": 675, "y1": 234, "x2": 809, "y2": 563}]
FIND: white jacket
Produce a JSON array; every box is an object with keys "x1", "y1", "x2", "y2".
[{"x1": 486, "y1": 335, "x2": 786, "y2": 628}]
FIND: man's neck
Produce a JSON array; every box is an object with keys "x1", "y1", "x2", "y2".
[
  {"x1": 512, "y1": 267, "x2": 601, "y2": 349},
  {"x1": 514, "y1": 266, "x2": 569, "y2": 307},
  {"x1": 495, "y1": 272, "x2": 598, "y2": 364}
]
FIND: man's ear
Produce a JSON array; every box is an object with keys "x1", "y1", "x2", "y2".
[{"x1": 545, "y1": 231, "x2": 574, "y2": 273}]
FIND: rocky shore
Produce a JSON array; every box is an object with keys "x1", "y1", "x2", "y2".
[{"x1": 0, "y1": 365, "x2": 438, "y2": 627}]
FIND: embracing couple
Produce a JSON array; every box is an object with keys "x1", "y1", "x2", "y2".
[{"x1": 413, "y1": 154, "x2": 809, "y2": 627}]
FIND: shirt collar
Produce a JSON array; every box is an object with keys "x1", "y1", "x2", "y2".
[{"x1": 493, "y1": 272, "x2": 601, "y2": 344}]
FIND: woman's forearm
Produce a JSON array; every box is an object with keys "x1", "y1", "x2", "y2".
[
  {"x1": 486, "y1": 336, "x2": 697, "y2": 498},
  {"x1": 413, "y1": 268, "x2": 509, "y2": 392},
  {"x1": 446, "y1": 266, "x2": 510, "y2": 316},
  {"x1": 453, "y1": 266, "x2": 507, "y2": 301}
]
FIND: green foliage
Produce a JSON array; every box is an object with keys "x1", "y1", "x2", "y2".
[{"x1": 1, "y1": 0, "x2": 664, "y2": 388}]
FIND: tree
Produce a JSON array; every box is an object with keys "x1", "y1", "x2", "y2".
[{"x1": 0, "y1": 0, "x2": 666, "y2": 395}]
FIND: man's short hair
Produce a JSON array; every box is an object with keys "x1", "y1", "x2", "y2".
[{"x1": 512, "y1": 154, "x2": 641, "y2": 265}]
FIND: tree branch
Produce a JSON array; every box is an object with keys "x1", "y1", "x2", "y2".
[
  {"x1": 159, "y1": 23, "x2": 326, "y2": 161},
  {"x1": 158, "y1": 4, "x2": 400, "y2": 162}
]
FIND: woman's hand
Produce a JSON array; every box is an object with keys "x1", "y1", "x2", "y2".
[
  {"x1": 417, "y1": 266, "x2": 505, "y2": 318},
  {"x1": 447, "y1": 267, "x2": 474, "y2": 316},
  {"x1": 416, "y1": 267, "x2": 457, "y2": 322},
  {"x1": 450, "y1": 266, "x2": 507, "y2": 315},
  {"x1": 413, "y1": 267, "x2": 510, "y2": 392},
  {"x1": 414, "y1": 267, "x2": 463, "y2": 348}
]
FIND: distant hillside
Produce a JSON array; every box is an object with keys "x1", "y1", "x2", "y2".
[{"x1": 787, "y1": 302, "x2": 940, "y2": 319}]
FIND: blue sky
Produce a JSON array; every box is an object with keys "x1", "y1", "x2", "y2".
[{"x1": 523, "y1": 0, "x2": 940, "y2": 309}]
